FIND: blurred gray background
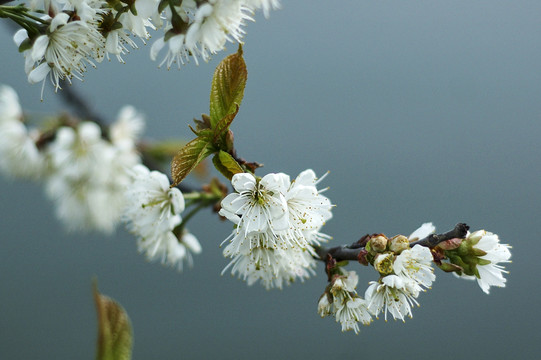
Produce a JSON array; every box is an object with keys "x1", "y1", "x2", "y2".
[{"x1": 1, "y1": 1, "x2": 540, "y2": 359}]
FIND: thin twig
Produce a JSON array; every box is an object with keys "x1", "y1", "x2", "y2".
[{"x1": 315, "y1": 223, "x2": 470, "y2": 263}]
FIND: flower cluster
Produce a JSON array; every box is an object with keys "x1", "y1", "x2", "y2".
[
  {"x1": 318, "y1": 271, "x2": 372, "y2": 334},
  {"x1": 123, "y1": 164, "x2": 202, "y2": 271},
  {"x1": 10, "y1": 0, "x2": 281, "y2": 95},
  {"x1": 0, "y1": 84, "x2": 142, "y2": 232},
  {"x1": 0, "y1": 84, "x2": 201, "y2": 269},
  {"x1": 319, "y1": 224, "x2": 438, "y2": 332},
  {"x1": 362, "y1": 225, "x2": 436, "y2": 322},
  {"x1": 220, "y1": 170, "x2": 332, "y2": 289},
  {"x1": 318, "y1": 222, "x2": 513, "y2": 333},
  {"x1": 0, "y1": 85, "x2": 44, "y2": 178}
]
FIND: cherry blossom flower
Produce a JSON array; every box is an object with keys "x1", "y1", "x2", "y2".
[
  {"x1": 455, "y1": 230, "x2": 511, "y2": 294},
  {"x1": 393, "y1": 245, "x2": 435, "y2": 290},
  {"x1": 0, "y1": 85, "x2": 44, "y2": 179},
  {"x1": 365, "y1": 274, "x2": 420, "y2": 322}
]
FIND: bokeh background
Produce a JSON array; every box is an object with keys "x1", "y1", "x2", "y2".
[{"x1": 1, "y1": 1, "x2": 540, "y2": 359}]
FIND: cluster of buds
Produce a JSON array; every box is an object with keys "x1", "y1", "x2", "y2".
[
  {"x1": 434, "y1": 230, "x2": 512, "y2": 294},
  {"x1": 358, "y1": 230, "x2": 426, "y2": 273}
]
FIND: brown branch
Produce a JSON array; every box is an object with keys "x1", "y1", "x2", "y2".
[
  {"x1": 314, "y1": 223, "x2": 470, "y2": 263},
  {"x1": 409, "y1": 223, "x2": 469, "y2": 248}
]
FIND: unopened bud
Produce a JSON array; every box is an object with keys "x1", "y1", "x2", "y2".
[
  {"x1": 465, "y1": 230, "x2": 486, "y2": 245},
  {"x1": 225, "y1": 129, "x2": 235, "y2": 152},
  {"x1": 357, "y1": 249, "x2": 369, "y2": 266},
  {"x1": 389, "y1": 235, "x2": 410, "y2": 254},
  {"x1": 373, "y1": 253, "x2": 394, "y2": 275},
  {"x1": 369, "y1": 235, "x2": 388, "y2": 253},
  {"x1": 437, "y1": 262, "x2": 463, "y2": 273}
]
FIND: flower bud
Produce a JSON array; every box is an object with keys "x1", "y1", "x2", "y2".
[
  {"x1": 373, "y1": 253, "x2": 394, "y2": 275},
  {"x1": 437, "y1": 262, "x2": 463, "y2": 273},
  {"x1": 389, "y1": 235, "x2": 409, "y2": 254},
  {"x1": 369, "y1": 235, "x2": 388, "y2": 253},
  {"x1": 465, "y1": 230, "x2": 486, "y2": 245},
  {"x1": 357, "y1": 249, "x2": 369, "y2": 266}
]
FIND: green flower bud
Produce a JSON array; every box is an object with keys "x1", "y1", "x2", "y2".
[{"x1": 437, "y1": 262, "x2": 463, "y2": 273}]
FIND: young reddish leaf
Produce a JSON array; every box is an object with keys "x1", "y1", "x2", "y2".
[
  {"x1": 209, "y1": 45, "x2": 247, "y2": 128},
  {"x1": 93, "y1": 282, "x2": 132, "y2": 360},
  {"x1": 171, "y1": 137, "x2": 214, "y2": 186}
]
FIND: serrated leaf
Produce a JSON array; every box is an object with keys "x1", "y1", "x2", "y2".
[
  {"x1": 209, "y1": 45, "x2": 246, "y2": 128},
  {"x1": 213, "y1": 105, "x2": 238, "y2": 148},
  {"x1": 93, "y1": 282, "x2": 132, "y2": 360},
  {"x1": 171, "y1": 137, "x2": 214, "y2": 186},
  {"x1": 212, "y1": 150, "x2": 244, "y2": 180}
]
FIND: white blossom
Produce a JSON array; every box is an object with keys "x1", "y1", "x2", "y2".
[
  {"x1": 109, "y1": 105, "x2": 145, "y2": 151},
  {"x1": 0, "y1": 85, "x2": 22, "y2": 120},
  {"x1": 123, "y1": 164, "x2": 184, "y2": 237},
  {"x1": 319, "y1": 271, "x2": 372, "y2": 333},
  {"x1": 221, "y1": 170, "x2": 334, "y2": 288},
  {"x1": 334, "y1": 297, "x2": 372, "y2": 334},
  {"x1": 122, "y1": 164, "x2": 199, "y2": 269},
  {"x1": 455, "y1": 230, "x2": 512, "y2": 294},
  {"x1": 117, "y1": 0, "x2": 159, "y2": 39},
  {"x1": 186, "y1": 0, "x2": 252, "y2": 60},
  {"x1": 285, "y1": 169, "x2": 333, "y2": 246},
  {"x1": 222, "y1": 230, "x2": 316, "y2": 289},
  {"x1": 0, "y1": 85, "x2": 44, "y2": 179},
  {"x1": 103, "y1": 27, "x2": 138, "y2": 63},
  {"x1": 55, "y1": 0, "x2": 105, "y2": 22},
  {"x1": 26, "y1": 12, "x2": 103, "y2": 95},
  {"x1": 317, "y1": 293, "x2": 332, "y2": 317},
  {"x1": 220, "y1": 172, "x2": 290, "y2": 246},
  {"x1": 140, "y1": 229, "x2": 202, "y2": 271},
  {"x1": 44, "y1": 109, "x2": 143, "y2": 232},
  {"x1": 150, "y1": 34, "x2": 195, "y2": 69},
  {"x1": 152, "y1": 0, "x2": 253, "y2": 66},
  {"x1": 243, "y1": 0, "x2": 281, "y2": 18},
  {"x1": 365, "y1": 274, "x2": 419, "y2": 322},
  {"x1": 393, "y1": 245, "x2": 435, "y2": 290}
]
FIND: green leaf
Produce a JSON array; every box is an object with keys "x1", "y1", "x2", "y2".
[
  {"x1": 171, "y1": 137, "x2": 214, "y2": 186},
  {"x1": 212, "y1": 105, "x2": 238, "y2": 149},
  {"x1": 93, "y1": 282, "x2": 132, "y2": 360},
  {"x1": 212, "y1": 150, "x2": 244, "y2": 180},
  {"x1": 209, "y1": 45, "x2": 247, "y2": 128}
]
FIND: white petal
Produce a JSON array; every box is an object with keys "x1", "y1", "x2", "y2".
[
  {"x1": 182, "y1": 233, "x2": 202, "y2": 254},
  {"x1": 31, "y1": 35, "x2": 49, "y2": 62},
  {"x1": 409, "y1": 222, "x2": 436, "y2": 241},
  {"x1": 150, "y1": 37, "x2": 165, "y2": 61},
  {"x1": 13, "y1": 29, "x2": 28, "y2": 47},
  {"x1": 231, "y1": 173, "x2": 256, "y2": 192},
  {"x1": 50, "y1": 13, "x2": 70, "y2": 32},
  {"x1": 27, "y1": 63, "x2": 50, "y2": 84}
]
